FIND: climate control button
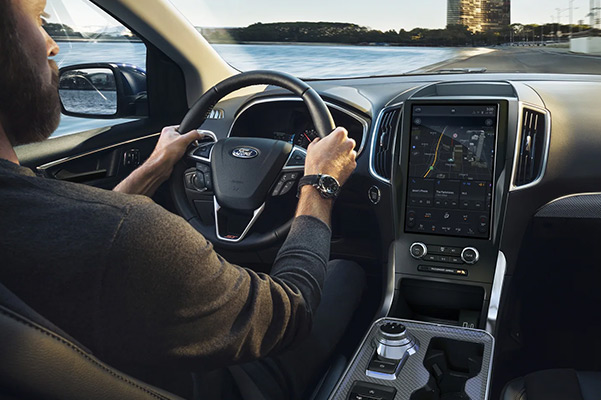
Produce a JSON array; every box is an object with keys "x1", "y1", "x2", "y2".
[
  {"x1": 409, "y1": 242, "x2": 428, "y2": 259},
  {"x1": 461, "y1": 247, "x2": 480, "y2": 264}
]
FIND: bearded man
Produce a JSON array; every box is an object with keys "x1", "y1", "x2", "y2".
[{"x1": 0, "y1": 0, "x2": 364, "y2": 399}]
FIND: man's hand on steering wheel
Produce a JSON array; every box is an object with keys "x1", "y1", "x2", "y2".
[
  {"x1": 296, "y1": 127, "x2": 356, "y2": 228},
  {"x1": 113, "y1": 126, "x2": 203, "y2": 197},
  {"x1": 305, "y1": 127, "x2": 357, "y2": 186}
]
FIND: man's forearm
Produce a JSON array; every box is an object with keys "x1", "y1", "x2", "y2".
[
  {"x1": 295, "y1": 185, "x2": 334, "y2": 228},
  {"x1": 113, "y1": 155, "x2": 172, "y2": 197},
  {"x1": 113, "y1": 126, "x2": 203, "y2": 197}
]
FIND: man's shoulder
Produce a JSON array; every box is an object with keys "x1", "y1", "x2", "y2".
[{"x1": 0, "y1": 161, "x2": 159, "y2": 226}]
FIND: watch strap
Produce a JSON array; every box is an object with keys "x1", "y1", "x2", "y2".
[
  {"x1": 298, "y1": 174, "x2": 320, "y2": 188},
  {"x1": 297, "y1": 174, "x2": 340, "y2": 199}
]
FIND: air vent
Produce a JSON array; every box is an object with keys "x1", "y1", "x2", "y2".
[
  {"x1": 515, "y1": 108, "x2": 547, "y2": 187},
  {"x1": 373, "y1": 107, "x2": 401, "y2": 181},
  {"x1": 207, "y1": 109, "x2": 224, "y2": 119}
]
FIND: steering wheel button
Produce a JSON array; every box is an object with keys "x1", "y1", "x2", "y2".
[
  {"x1": 192, "y1": 173, "x2": 206, "y2": 191},
  {"x1": 287, "y1": 151, "x2": 306, "y2": 166},
  {"x1": 196, "y1": 163, "x2": 210, "y2": 173},
  {"x1": 194, "y1": 145, "x2": 212, "y2": 158},
  {"x1": 272, "y1": 181, "x2": 285, "y2": 196},
  {"x1": 280, "y1": 181, "x2": 295, "y2": 195}
]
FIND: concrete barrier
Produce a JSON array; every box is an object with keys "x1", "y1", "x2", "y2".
[{"x1": 571, "y1": 37, "x2": 601, "y2": 55}]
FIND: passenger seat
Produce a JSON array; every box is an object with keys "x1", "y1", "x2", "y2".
[{"x1": 502, "y1": 369, "x2": 601, "y2": 400}]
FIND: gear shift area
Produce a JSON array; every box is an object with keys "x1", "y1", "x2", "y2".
[{"x1": 328, "y1": 318, "x2": 494, "y2": 400}]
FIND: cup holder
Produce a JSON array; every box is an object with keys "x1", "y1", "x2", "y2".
[{"x1": 410, "y1": 337, "x2": 484, "y2": 400}]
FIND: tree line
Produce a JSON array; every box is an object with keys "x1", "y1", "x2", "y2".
[
  {"x1": 45, "y1": 21, "x2": 591, "y2": 47},
  {"x1": 202, "y1": 22, "x2": 590, "y2": 46}
]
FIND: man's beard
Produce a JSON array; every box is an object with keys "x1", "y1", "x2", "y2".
[
  {"x1": 0, "y1": 58, "x2": 61, "y2": 147},
  {"x1": 0, "y1": 2, "x2": 61, "y2": 147}
]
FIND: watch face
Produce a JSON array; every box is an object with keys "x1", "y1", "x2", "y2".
[{"x1": 319, "y1": 175, "x2": 340, "y2": 195}]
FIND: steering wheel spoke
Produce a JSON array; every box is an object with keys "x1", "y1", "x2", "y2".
[
  {"x1": 283, "y1": 146, "x2": 307, "y2": 170},
  {"x1": 268, "y1": 146, "x2": 306, "y2": 197},
  {"x1": 187, "y1": 129, "x2": 217, "y2": 163},
  {"x1": 213, "y1": 197, "x2": 266, "y2": 242}
]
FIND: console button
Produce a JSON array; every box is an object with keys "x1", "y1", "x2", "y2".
[
  {"x1": 418, "y1": 265, "x2": 469, "y2": 276},
  {"x1": 407, "y1": 211, "x2": 416, "y2": 228},
  {"x1": 461, "y1": 247, "x2": 480, "y2": 264},
  {"x1": 448, "y1": 247, "x2": 461, "y2": 255},
  {"x1": 367, "y1": 359, "x2": 399, "y2": 374},
  {"x1": 428, "y1": 245, "x2": 462, "y2": 256},
  {"x1": 349, "y1": 381, "x2": 397, "y2": 400},
  {"x1": 410, "y1": 242, "x2": 427, "y2": 259},
  {"x1": 478, "y1": 215, "x2": 489, "y2": 233},
  {"x1": 368, "y1": 186, "x2": 381, "y2": 204}
]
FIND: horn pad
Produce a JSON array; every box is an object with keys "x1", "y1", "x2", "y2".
[{"x1": 211, "y1": 138, "x2": 293, "y2": 211}]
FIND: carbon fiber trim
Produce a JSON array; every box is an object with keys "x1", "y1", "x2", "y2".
[{"x1": 329, "y1": 318, "x2": 494, "y2": 400}]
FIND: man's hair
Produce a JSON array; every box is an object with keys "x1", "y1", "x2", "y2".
[{"x1": 0, "y1": 0, "x2": 61, "y2": 146}]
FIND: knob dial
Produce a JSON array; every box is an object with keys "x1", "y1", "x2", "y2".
[
  {"x1": 461, "y1": 247, "x2": 480, "y2": 264},
  {"x1": 375, "y1": 321, "x2": 418, "y2": 360},
  {"x1": 410, "y1": 242, "x2": 427, "y2": 259}
]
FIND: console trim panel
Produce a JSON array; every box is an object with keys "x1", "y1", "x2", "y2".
[{"x1": 328, "y1": 318, "x2": 495, "y2": 400}]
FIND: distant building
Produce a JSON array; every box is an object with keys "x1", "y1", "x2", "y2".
[{"x1": 447, "y1": 0, "x2": 510, "y2": 33}]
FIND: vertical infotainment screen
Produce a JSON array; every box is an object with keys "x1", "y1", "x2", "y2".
[{"x1": 405, "y1": 105, "x2": 497, "y2": 238}]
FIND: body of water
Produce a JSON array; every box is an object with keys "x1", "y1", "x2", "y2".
[{"x1": 51, "y1": 42, "x2": 490, "y2": 137}]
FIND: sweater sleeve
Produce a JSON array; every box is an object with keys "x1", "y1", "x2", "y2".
[{"x1": 97, "y1": 200, "x2": 331, "y2": 371}]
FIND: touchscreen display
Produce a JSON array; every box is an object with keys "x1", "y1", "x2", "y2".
[{"x1": 405, "y1": 105, "x2": 496, "y2": 238}]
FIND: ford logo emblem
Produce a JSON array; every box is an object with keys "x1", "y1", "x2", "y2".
[{"x1": 231, "y1": 147, "x2": 259, "y2": 159}]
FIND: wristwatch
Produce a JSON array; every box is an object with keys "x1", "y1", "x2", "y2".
[{"x1": 297, "y1": 174, "x2": 341, "y2": 199}]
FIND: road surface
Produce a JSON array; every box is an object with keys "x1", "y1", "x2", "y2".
[{"x1": 416, "y1": 47, "x2": 601, "y2": 75}]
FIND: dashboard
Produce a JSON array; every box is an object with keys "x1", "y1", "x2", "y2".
[{"x1": 189, "y1": 72, "x2": 601, "y2": 331}]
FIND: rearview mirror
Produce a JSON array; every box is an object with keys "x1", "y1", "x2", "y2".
[{"x1": 58, "y1": 63, "x2": 148, "y2": 119}]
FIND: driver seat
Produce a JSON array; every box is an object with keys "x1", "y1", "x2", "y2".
[{"x1": 0, "y1": 281, "x2": 182, "y2": 399}]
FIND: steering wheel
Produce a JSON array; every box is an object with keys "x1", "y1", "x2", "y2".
[{"x1": 170, "y1": 70, "x2": 335, "y2": 249}]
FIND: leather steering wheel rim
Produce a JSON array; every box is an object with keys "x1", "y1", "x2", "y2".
[{"x1": 170, "y1": 70, "x2": 336, "y2": 250}]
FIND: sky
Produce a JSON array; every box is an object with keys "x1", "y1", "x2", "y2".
[
  {"x1": 46, "y1": 0, "x2": 596, "y2": 32},
  {"x1": 167, "y1": 0, "x2": 595, "y2": 30}
]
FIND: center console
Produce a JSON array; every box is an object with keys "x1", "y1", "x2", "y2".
[
  {"x1": 388, "y1": 96, "x2": 510, "y2": 330},
  {"x1": 328, "y1": 318, "x2": 494, "y2": 400},
  {"x1": 330, "y1": 83, "x2": 521, "y2": 400}
]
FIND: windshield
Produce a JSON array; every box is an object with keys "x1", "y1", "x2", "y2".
[{"x1": 167, "y1": 0, "x2": 601, "y2": 78}]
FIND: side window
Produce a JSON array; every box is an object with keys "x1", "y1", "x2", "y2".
[{"x1": 45, "y1": 0, "x2": 147, "y2": 138}]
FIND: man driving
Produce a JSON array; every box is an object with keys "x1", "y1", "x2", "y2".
[{"x1": 0, "y1": 0, "x2": 364, "y2": 399}]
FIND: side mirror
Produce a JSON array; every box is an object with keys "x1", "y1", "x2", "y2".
[{"x1": 58, "y1": 63, "x2": 148, "y2": 119}]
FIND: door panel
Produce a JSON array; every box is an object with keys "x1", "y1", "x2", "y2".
[{"x1": 22, "y1": 122, "x2": 163, "y2": 189}]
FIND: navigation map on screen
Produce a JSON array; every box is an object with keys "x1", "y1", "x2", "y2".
[{"x1": 405, "y1": 105, "x2": 497, "y2": 238}]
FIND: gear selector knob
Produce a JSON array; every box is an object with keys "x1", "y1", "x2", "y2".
[{"x1": 375, "y1": 321, "x2": 419, "y2": 360}]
